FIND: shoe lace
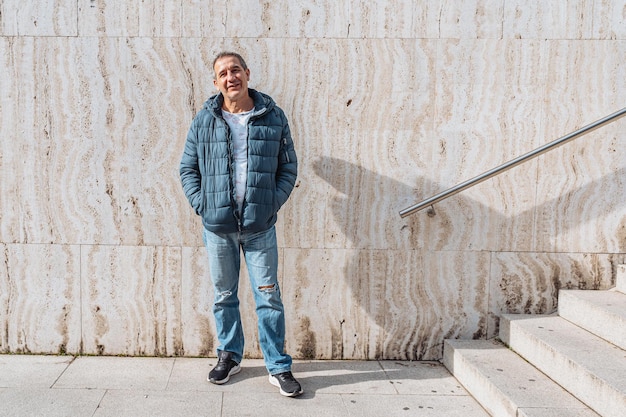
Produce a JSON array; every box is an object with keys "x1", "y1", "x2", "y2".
[{"x1": 277, "y1": 371, "x2": 296, "y2": 382}]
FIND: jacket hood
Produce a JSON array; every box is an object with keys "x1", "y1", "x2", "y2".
[{"x1": 203, "y1": 88, "x2": 275, "y2": 118}]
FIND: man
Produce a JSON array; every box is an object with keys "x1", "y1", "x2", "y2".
[{"x1": 180, "y1": 52, "x2": 302, "y2": 397}]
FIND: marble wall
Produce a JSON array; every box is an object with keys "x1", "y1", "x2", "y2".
[{"x1": 1, "y1": 1, "x2": 625, "y2": 360}]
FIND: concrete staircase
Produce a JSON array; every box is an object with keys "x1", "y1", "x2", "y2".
[{"x1": 443, "y1": 264, "x2": 626, "y2": 417}]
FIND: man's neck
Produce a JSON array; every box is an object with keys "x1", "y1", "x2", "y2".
[{"x1": 222, "y1": 96, "x2": 254, "y2": 114}]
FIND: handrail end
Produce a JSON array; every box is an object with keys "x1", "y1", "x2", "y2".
[{"x1": 399, "y1": 206, "x2": 420, "y2": 218}]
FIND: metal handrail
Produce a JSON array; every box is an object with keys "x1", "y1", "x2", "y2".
[{"x1": 399, "y1": 107, "x2": 626, "y2": 218}]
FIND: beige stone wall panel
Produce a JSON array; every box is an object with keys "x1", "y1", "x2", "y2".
[
  {"x1": 283, "y1": 248, "x2": 489, "y2": 361},
  {"x1": 77, "y1": 0, "x2": 223, "y2": 37},
  {"x1": 78, "y1": 1, "x2": 141, "y2": 37},
  {"x1": 503, "y1": 0, "x2": 595, "y2": 40},
  {"x1": 223, "y1": 0, "x2": 344, "y2": 39},
  {"x1": 283, "y1": 248, "x2": 361, "y2": 360},
  {"x1": 346, "y1": 1, "x2": 440, "y2": 39},
  {"x1": 323, "y1": 39, "x2": 437, "y2": 250},
  {"x1": 592, "y1": 0, "x2": 626, "y2": 40},
  {"x1": 534, "y1": 40, "x2": 626, "y2": 253},
  {"x1": 80, "y1": 245, "x2": 182, "y2": 356},
  {"x1": 423, "y1": 39, "x2": 546, "y2": 252},
  {"x1": 180, "y1": 246, "x2": 215, "y2": 357},
  {"x1": 0, "y1": 37, "x2": 19, "y2": 241},
  {"x1": 1, "y1": 37, "x2": 72, "y2": 244},
  {"x1": 181, "y1": 0, "x2": 228, "y2": 38},
  {"x1": 0, "y1": 2, "x2": 18, "y2": 35},
  {"x1": 383, "y1": 250, "x2": 490, "y2": 360},
  {"x1": 1, "y1": 0, "x2": 77, "y2": 37},
  {"x1": 0, "y1": 244, "x2": 81, "y2": 354},
  {"x1": 439, "y1": 0, "x2": 504, "y2": 39},
  {"x1": 433, "y1": 40, "x2": 547, "y2": 183},
  {"x1": 138, "y1": 0, "x2": 183, "y2": 37},
  {"x1": 1, "y1": 37, "x2": 127, "y2": 244},
  {"x1": 113, "y1": 37, "x2": 199, "y2": 246}
]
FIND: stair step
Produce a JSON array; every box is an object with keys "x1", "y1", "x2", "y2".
[
  {"x1": 500, "y1": 314, "x2": 626, "y2": 417},
  {"x1": 443, "y1": 339, "x2": 599, "y2": 417},
  {"x1": 558, "y1": 289, "x2": 626, "y2": 349}
]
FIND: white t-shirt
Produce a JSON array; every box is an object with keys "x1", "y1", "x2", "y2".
[{"x1": 222, "y1": 108, "x2": 254, "y2": 213}]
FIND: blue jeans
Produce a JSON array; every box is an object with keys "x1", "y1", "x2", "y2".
[{"x1": 202, "y1": 225, "x2": 292, "y2": 375}]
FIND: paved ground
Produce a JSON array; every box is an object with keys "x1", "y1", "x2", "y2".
[{"x1": 0, "y1": 354, "x2": 489, "y2": 416}]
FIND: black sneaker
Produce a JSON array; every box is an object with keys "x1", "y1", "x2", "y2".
[
  {"x1": 207, "y1": 351, "x2": 241, "y2": 384},
  {"x1": 269, "y1": 371, "x2": 303, "y2": 397}
]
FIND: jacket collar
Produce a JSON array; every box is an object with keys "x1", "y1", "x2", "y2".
[{"x1": 206, "y1": 88, "x2": 274, "y2": 119}]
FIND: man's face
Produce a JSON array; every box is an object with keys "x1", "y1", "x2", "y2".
[{"x1": 213, "y1": 55, "x2": 250, "y2": 102}]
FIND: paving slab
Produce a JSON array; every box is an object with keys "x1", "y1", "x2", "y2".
[
  {"x1": 0, "y1": 387, "x2": 105, "y2": 417},
  {"x1": 289, "y1": 360, "x2": 397, "y2": 395},
  {"x1": 0, "y1": 355, "x2": 72, "y2": 388},
  {"x1": 379, "y1": 360, "x2": 470, "y2": 396},
  {"x1": 53, "y1": 356, "x2": 175, "y2": 390},
  {"x1": 93, "y1": 390, "x2": 223, "y2": 417},
  {"x1": 222, "y1": 391, "x2": 347, "y2": 417}
]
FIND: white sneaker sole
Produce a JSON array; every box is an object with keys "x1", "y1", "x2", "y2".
[
  {"x1": 268, "y1": 374, "x2": 304, "y2": 397},
  {"x1": 207, "y1": 364, "x2": 241, "y2": 385}
]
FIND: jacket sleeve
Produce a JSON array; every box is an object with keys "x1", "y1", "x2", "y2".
[
  {"x1": 275, "y1": 112, "x2": 298, "y2": 210},
  {"x1": 179, "y1": 118, "x2": 203, "y2": 215}
]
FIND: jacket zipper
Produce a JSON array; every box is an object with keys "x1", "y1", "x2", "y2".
[{"x1": 224, "y1": 121, "x2": 243, "y2": 232}]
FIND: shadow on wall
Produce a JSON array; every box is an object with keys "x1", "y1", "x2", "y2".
[{"x1": 311, "y1": 156, "x2": 625, "y2": 360}]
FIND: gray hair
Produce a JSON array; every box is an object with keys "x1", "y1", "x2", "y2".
[{"x1": 212, "y1": 51, "x2": 248, "y2": 78}]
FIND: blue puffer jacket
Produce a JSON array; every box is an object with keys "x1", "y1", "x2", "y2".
[{"x1": 180, "y1": 89, "x2": 298, "y2": 233}]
